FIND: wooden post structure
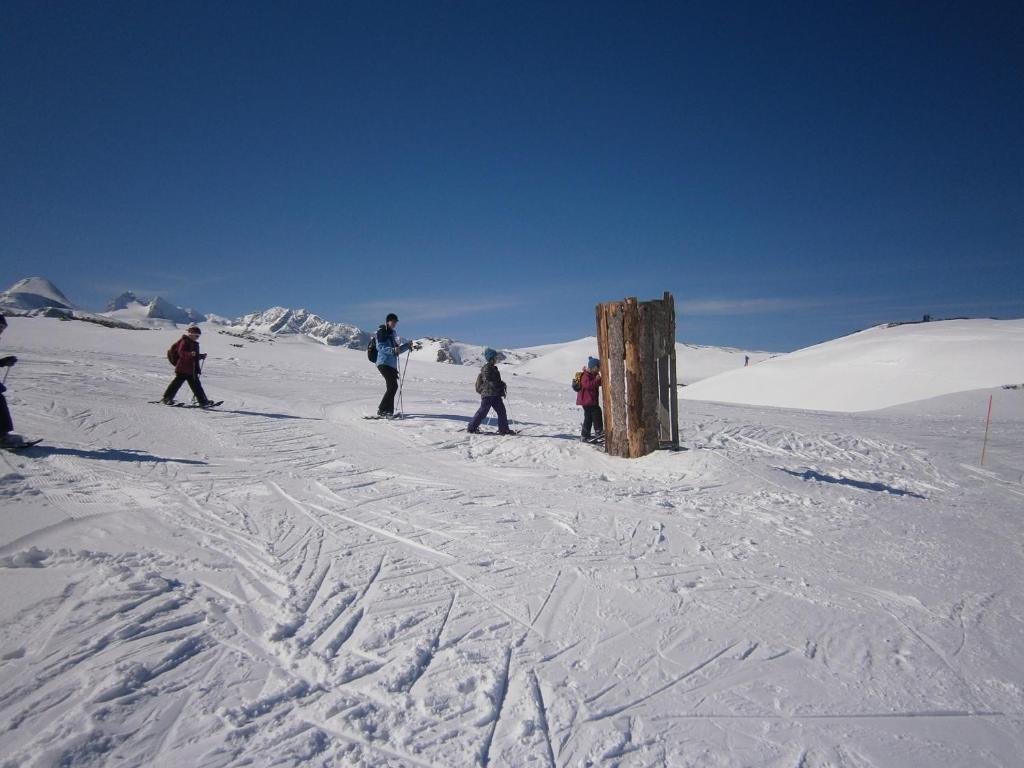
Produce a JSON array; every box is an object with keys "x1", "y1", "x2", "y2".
[{"x1": 596, "y1": 293, "x2": 679, "y2": 458}]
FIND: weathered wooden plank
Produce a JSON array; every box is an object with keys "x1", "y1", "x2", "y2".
[
  {"x1": 638, "y1": 302, "x2": 660, "y2": 455},
  {"x1": 657, "y1": 354, "x2": 671, "y2": 444},
  {"x1": 666, "y1": 293, "x2": 680, "y2": 448},
  {"x1": 605, "y1": 302, "x2": 627, "y2": 457},
  {"x1": 653, "y1": 298, "x2": 672, "y2": 444},
  {"x1": 623, "y1": 297, "x2": 644, "y2": 458},
  {"x1": 596, "y1": 303, "x2": 611, "y2": 454}
]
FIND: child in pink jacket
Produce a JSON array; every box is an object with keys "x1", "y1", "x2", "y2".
[{"x1": 574, "y1": 357, "x2": 603, "y2": 442}]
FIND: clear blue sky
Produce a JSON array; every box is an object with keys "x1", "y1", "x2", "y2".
[{"x1": 2, "y1": 1, "x2": 1021, "y2": 351}]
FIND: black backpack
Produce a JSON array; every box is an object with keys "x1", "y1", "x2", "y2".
[
  {"x1": 167, "y1": 343, "x2": 180, "y2": 366},
  {"x1": 367, "y1": 335, "x2": 378, "y2": 363}
]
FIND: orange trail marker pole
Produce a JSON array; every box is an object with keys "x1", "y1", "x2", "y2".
[{"x1": 980, "y1": 394, "x2": 993, "y2": 466}]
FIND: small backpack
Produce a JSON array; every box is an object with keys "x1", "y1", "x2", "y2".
[
  {"x1": 367, "y1": 335, "x2": 378, "y2": 363},
  {"x1": 572, "y1": 371, "x2": 583, "y2": 392},
  {"x1": 475, "y1": 371, "x2": 484, "y2": 394},
  {"x1": 167, "y1": 343, "x2": 180, "y2": 366}
]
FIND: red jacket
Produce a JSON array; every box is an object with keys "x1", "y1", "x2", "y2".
[
  {"x1": 576, "y1": 370, "x2": 601, "y2": 407},
  {"x1": 173, "y1": 335, "x2": 204, "y2": 375}
]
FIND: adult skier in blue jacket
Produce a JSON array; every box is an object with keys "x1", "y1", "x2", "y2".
[{"x1": 375, "y1": 313, "x2": 415, "y2": 417}]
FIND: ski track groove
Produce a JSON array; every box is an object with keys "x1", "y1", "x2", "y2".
[
  {"x1": 529, "y1": 669, "x2": 558, "y2": 768},
  {"x1": 587, "y1": 642, "x2": 740, "y2": 721},
  {"x1": 480, "y1": 645, "x2": 514, "y2": 768},
  {"x1": 403, "y1": 591, "x2": 456, "y2": 694}
]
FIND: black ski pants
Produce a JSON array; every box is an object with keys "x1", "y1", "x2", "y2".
[
  {"x1": 163, "y1": 374, "x2": 210, "y2": 405},
  {"x1": 0, "y1": 394, "x2": 12, "y2": 435},
  {"x1": 377, "y1": 364, "x2": 399, "y2": 415},
  {"x1": 582, "y1": 405, "x2": 603, "y2": 438}
]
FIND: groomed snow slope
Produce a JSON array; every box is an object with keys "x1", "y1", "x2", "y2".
[
  {"x1": 516, "y1": 336, "x2": 774, "y2": 386},
  {"x1": 682, "y1": 319, "x2": 1024, "y2": 412},
  {"x1": 1, "y1": 318, "x2": 1022, "y2": 767}
]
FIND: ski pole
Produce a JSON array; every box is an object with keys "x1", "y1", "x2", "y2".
[
  {"x1": 397, "y1": 345, "x2": 412, "y2": 415},
  {"x1": 2, "y1": 366, "x2": 10, "y2": 386}
]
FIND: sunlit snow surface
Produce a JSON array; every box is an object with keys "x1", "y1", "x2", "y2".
[{"x1": 1, "y1": 318, "x2": 1022, "y2": 767}]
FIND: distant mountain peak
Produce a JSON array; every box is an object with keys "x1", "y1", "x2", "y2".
[
  {"x1": 106, "y1": 291, "x2": 143, "y2": 312},
  {"x1": 0, "y1": 277, "x2": 77, "y2": 310},
  {"x1": 103, "y1": 291, "x2": 204, "y2": 324},
  {"x1": 232, "y1": 307, "x2": 369, "y2": 348}
]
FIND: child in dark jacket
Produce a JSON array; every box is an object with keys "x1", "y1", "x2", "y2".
[
  {"x1": 0, "y1": 314, "x2": 19, "y2": 444},
  {"x1": 575, "y1": 356, "x2": 603, "y2": 442},
  {"x1": 467, "y1": 348, "x2": 513, "y2": 434}
]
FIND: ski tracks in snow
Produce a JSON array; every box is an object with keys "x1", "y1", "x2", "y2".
[{"x1": 2, "y1": 368, "x2": 1023, "y2": 766}]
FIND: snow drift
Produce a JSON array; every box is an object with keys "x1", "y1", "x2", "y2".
[{"x1": 682, "y1": 319, "x2": 1024, "y2": 412}]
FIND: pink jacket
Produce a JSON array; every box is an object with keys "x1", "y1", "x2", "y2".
[{"x1": 576, "y1": 370, "x2": 601, "y2": 407}]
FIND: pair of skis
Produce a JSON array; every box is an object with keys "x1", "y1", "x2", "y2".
[{"x1": 149, "y1": 400, "x2": 224, "y2": 409}]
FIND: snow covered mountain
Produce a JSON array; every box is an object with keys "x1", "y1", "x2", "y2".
[
  {"x1": 0, "y1": 277, "x2": 76, "y2": 311},
  {"x1": 682, "y1": 318, "x2": 1024, "y2": 411},
  {"x1": 104, "y1": 291, "x2": 205, "y2": 325},
  {"x1": 417, "y1": 336, "x2": 536, "y2": 366},
  {"x1": 229, "y1": 307, "x2": 370, "y2": 348}
]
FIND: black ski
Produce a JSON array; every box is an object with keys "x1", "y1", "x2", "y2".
[
  {"x1": 1, "y1": 438, "x2": 42, "y2": 453},
  {"x1": 185, "y1": 400, "x2": 223, "y2": 409},
  {"x1": 149, "y1": 400, "x2": 223, "y2": 409}
]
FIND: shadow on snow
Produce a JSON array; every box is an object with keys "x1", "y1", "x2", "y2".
[
  {"x1": 27, "y1": 446, "x2": 209, "y2": 465},
  {"x1": 779, "y1": 468, "x2": 925, "y2": 499}
]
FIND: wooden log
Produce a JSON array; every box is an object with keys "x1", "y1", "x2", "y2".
[
  {"x1": 606, "y1": 302, "x2": 627, "y2": 457},
  {"x1": 596, "y1": 302, "x2": 611, "y2": 454},
  {"x1": 623, "y1": 297, "x2": 645, "y2": 458},
  {"x1": 666, "y1": 293, "x2": 680, "y2": 448},
  {"x1": 657, "y1": 354, "x2": 671, "y2": 444},
  {"x1": 638, "y1": 302, "x2": 660, "y2": 455}
]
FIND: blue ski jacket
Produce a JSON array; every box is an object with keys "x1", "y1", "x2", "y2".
[{"x1": 375, "y1": 325, "x2": 412, "y2": 370}]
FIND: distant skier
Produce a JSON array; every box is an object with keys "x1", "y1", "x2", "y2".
[
  {"x1": 374, "y1": 313, "x2": 415, "y2": 418},
  {"x1": 744, "y1": 355, "x2": 749, "y2": 367},
  {"x1": 0, "y1": 314, "x2": 20, "y2": 444},
  {"x1": 162, "y1": 326, "x2": 216, "y2": 407},
  {"x1": 574, "y1": 356, "x2": 603, "y2": 442},
  {"x1": 467, "y1": 348, "x2": 513, "y2": 434}
]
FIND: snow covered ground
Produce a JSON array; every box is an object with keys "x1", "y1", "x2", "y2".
[
  {"x1": 1, "y1": 318, "x2": 1022, "y2": 767},
  {"x1": 515, "y1": 337, "x2": 774, "y2": 386},
  {"x1": 682, "y1": 319, "x2": 1024, "y2": 411}
]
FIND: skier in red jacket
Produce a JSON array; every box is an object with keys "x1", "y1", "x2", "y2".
[{"x1": 161, "y1": 326, "x2": 215, "y2": 407}]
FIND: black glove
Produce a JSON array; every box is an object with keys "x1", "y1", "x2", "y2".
[
  {"x1": 0, "y1": 382, "x2": 5, "y2": 394},
  {"x1": 501, "y1": 382, "x2": 508, "y2": 398},
  {"x1": 0, "y1": 355, "x2": 16, "y2": 367}
]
